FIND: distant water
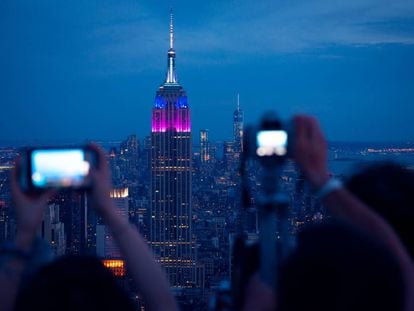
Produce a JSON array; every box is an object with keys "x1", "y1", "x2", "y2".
[{"x1": 328, "y1": 153, "x2": 414, "y2": 178}]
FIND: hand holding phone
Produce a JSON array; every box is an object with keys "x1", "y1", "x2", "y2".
[{"x1": 19, "y1": 146, "x2": 98, "y2": 192}]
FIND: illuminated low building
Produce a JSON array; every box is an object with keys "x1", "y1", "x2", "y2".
[{"x1": 102, "y1": 259, "x2": 126, "y2": 277}]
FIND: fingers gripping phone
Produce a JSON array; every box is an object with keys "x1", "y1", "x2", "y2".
[{"x1": 19, "y1": 146, "x2": 98, "y2": 192}]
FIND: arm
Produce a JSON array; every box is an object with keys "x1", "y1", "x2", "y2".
[
  {"x1": 293, "y1": 115, "x2": 414, "y2": 311},
  {"x1": 88, "y1": 144, "x2": 177, "y2": 311},
  {"x1": 0, "y1": 161, "x2": 54, "y2": 311},
  {"x1": 242, "y1": 273, "x2": 277, "y2": 311},
  {"x1": 293, "y1": 115, "x2": 413, "y2": 255}
]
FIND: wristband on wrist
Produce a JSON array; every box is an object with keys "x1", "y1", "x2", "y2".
[{"x1": 315, "y1": 178, "x2": 343, "y2": 199}]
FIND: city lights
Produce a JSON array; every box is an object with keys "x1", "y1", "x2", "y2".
[{"x1": 102, "y1": 259, "x2": 126, "y2": 277}]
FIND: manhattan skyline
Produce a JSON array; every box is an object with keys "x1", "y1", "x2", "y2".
[{"x1": 1, "y1": 1, "x2": 414, "y2": 143}]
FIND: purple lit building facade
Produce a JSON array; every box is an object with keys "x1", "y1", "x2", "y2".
[{"x1": 150, "y1": 13, "x2": 202, "y2": 289}]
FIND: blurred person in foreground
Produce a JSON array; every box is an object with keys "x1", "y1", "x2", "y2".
[
  {"x1": 0, "y1": 144, "x2": 177, "y2": 311},
  {"x1": 276, "y1": 221, "x2": 405, "y2": 311},
  {"x1": 346, "y1": 162, "x2": 414, "y2": 259},
  {"x1": 243, "y1": 115, "x2": 414, "y2": 311}
]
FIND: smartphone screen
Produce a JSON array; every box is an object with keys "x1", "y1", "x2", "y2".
[
  {"x1": 30, "y1": 149, "x2": 92, "y2": 188},
  {"x1": 256, "y1": 130, "x2": 288, "y2": 157}
]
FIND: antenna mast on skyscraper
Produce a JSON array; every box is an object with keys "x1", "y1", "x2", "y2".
[
  {"x1": 165, "y1": 6, "x2": 178, "y2": 84},
  {"x1": 169, "y1": 7, "x2": 174, "y2": 50},
  {"x1": 237, "y1": 93, "x2": 240, "y2": 110}
]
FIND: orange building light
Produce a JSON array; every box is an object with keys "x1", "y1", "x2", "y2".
[{"x1": 102, "y1": 259, "x2": 126, "y2": 277}]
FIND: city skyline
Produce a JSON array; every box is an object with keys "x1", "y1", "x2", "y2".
[
  {"x1": 1, "y1": 1, "x2": 414, "y2": 143},
  {"x1": 0, "y1": 3, "x2": 413, "y2": 307}
]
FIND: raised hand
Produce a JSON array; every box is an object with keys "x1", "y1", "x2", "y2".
[
  {"x1": 10, "y1": 159, "x2": 55, "y2": 250},
  {"x1": 293, "y1": 115, "x2": 329, "y2": 189}
]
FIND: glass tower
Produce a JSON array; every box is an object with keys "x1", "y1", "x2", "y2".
[
  {"x1": 233, "y1": 94, "x2": 244, "y2": 153},
  {"x1": 200, "y1": 129, "x2": 210, "y2": 163}
]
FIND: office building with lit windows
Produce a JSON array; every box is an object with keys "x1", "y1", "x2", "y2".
[
  {"x1": 200, "y1": 129, "x2": 210, "y2": 164},
  {"x1": 96, "y1": 188, "x2": 129, "y2": 259},
  {"x1": 150, "y1": 12, "x2": 203, "y2": 289}
]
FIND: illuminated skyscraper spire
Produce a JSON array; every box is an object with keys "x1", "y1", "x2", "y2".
[
  {"x1": 166, "y1": 9, "x2": 177, "y2": 84},
  {"x1": 169, "y1": 9, "x2": 174, "y2": 50}
]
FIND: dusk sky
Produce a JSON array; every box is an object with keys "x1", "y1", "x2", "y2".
[{"x1": 1, "y1": 0, "x2": 414, "y2": 143}]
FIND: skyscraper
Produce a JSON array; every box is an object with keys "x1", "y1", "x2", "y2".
[
  {"x1": 150, "y1": 12, "x2": 201, "y2": 288},
  {"x1": 200, "y1": 129, "x2": 210, "y2": 163},
  {"x1": 120, "y1": 134, "x2": 139, "y2": 183},
  {"x1": 41, "y1": 203, "x2": 66, "y2": 256},
  {"x1": 97, "y1": 188, "x2": 129, "y2": 259},
  {"x1": 233, "y1": 94, "x2": 244, "y2": 153}
]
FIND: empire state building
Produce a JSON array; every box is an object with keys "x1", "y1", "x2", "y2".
[{"x1": 150, "y1": 12, "x2": 200, "y2": 288}]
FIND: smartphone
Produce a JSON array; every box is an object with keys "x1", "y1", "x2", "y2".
[
  {"x1": 20, "y1": 146, "x2": 98, "y2": 192},
  {"x1": 256, "y1": 130, "x2": 288, "y2": 157}
]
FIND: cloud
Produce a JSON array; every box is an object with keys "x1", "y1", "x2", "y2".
[
  {"x1": 79, "y1": 0, "x2": 414, "y2": 73},
  {"x1": 179, "y1": 0, "x2": 414, "y2": 55}
]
